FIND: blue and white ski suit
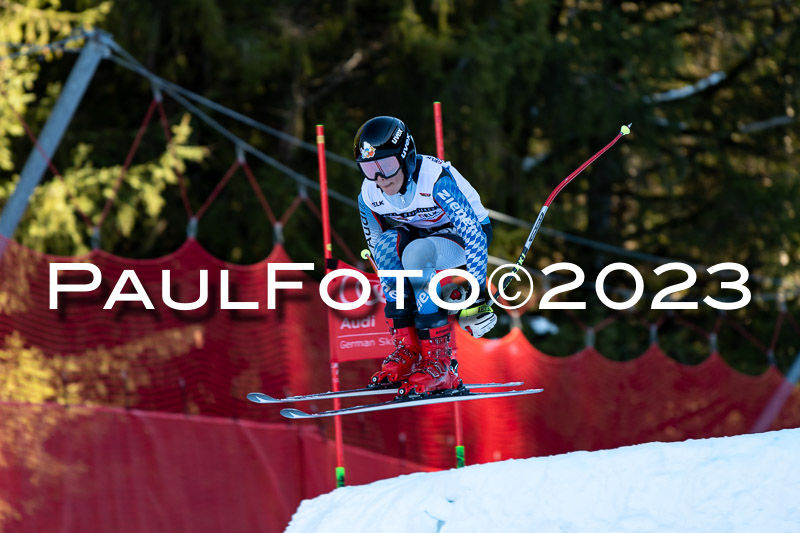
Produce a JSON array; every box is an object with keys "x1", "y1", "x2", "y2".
[{"x1": 358, "y1": 155, "x2": 492, "y2": 328}]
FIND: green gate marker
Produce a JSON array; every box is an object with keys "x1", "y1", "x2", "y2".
[{"x1": 455, "y1": 445, "x2": 465, "y2": 468}]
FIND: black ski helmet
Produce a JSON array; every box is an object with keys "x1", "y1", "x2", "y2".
[{"x1": 353, "y1": 116, "x2": 417, "y2": 181}]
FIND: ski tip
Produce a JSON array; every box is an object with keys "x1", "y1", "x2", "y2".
[
  {"x1": 247, "y1": 392, "x2": 277, "y2": 404},
  {"x1": 280, "y1": 408, "x2": 310, "y2": 419}
]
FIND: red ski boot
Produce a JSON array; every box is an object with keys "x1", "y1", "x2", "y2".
[
  {"x1": 401, "y1": 323, "x2": 462, "y2": 395},
  {"x1": 370, "y1": 324, "x2": 421, "y2": 386}
]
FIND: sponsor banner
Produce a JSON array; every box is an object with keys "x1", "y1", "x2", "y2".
[{"x1": 326, "y1": 267, "x2": 391, "y2": 362}]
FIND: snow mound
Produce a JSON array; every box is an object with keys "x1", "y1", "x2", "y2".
[{"x1": 285, "y1": 428, "x2": 800, "y2": 533}]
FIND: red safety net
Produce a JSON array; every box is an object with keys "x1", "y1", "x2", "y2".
[
  {"x1": 323, "y1": 289, "x2": 800, "y2": 469},
  {"x1": 3, "y1": 95, "x2": 800, "y2": 532},
  {"x1": 0, "y1": 402, "x2": 432, "y2": 533},
  {"x1": 0, "y1": 236, "x2": 430, "y2": 532},
  {"x1": 0, "y1": 235, "x2": 334, "y2": 419},
  {"x1": 3, "y1": 236, "x2": 800, "y2": 447}
]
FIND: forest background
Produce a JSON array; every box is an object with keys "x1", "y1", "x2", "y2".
[{"x1": 1, "y1": 0, "x2": 799, "y2": 374}]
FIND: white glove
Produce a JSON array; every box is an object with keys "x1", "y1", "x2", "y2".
[
  {"x1": 458, "y1": 300, "x2": 497, "y2": 338},
  {"x1": 441, "y1": 282, "x2": 467, "y2": 315}
]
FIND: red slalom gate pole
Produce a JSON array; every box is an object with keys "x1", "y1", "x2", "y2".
[
  {"x1": 433, "y1": 102, "x2": 466, "y2": 469},
  {"x1": 433, "y1": 101, "x2": 445, "y2": 160},
  {"x1": 316, "y1": 124, "x2": 346, "y2": 488}
]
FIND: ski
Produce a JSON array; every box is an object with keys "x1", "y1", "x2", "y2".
[
  {"x1": 247, "y1": 382, "x2": 524, "y2": 404},
  {"x1": 279, "y1": 387, "x2": 543, "y2": 419}
]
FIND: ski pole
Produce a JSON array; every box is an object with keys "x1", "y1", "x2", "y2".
[
  {"x1": 490, "y1": 124, "x2": 632, "y2": 303},
  {"x1": 360, "y1": 249, "x2": 380, "y2": 276}
]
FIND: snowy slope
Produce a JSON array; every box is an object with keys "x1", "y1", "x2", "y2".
[{"x1": 285, "y1": 428, "x2": 800, "y2": 533}]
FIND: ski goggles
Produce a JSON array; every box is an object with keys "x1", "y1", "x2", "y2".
[{"x1": 358, "y1": 156, "x2": 402, "y2": 181}]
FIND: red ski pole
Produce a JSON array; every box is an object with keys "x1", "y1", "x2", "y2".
[{"x1": 484, "y1": 124, "x2": 632, "y2": 304}]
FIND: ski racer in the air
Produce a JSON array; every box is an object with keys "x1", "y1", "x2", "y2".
[{"x1": 354, "y1": 116, "x2": 497, "y2": 395}]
